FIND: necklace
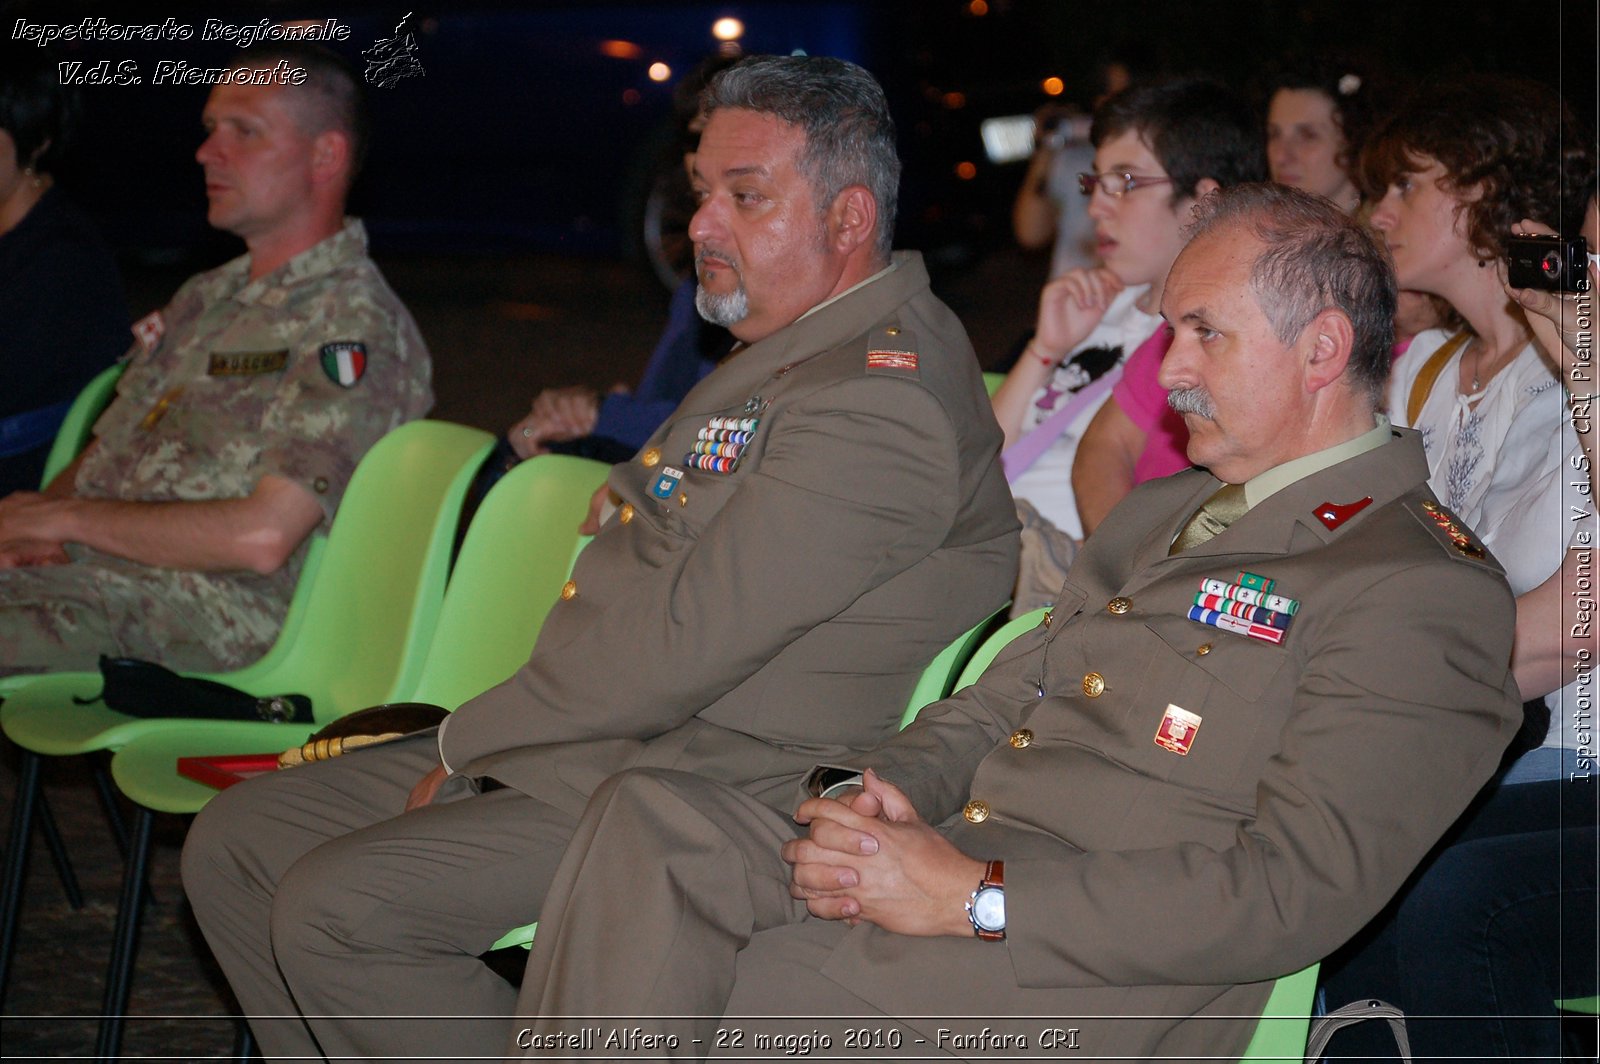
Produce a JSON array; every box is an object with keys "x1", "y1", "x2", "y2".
[{"x1": 1466, "y1": 332, "x2": 1528, "y2": 394}]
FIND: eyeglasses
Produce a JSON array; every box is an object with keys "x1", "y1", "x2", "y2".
[{"x1": 1077, "y1": 171, "x2": 1174, "y2": 198}]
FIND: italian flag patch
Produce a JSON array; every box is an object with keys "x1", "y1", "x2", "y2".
[{"x1": 320, "y1": 342, "x2": 367, "y2": 387}]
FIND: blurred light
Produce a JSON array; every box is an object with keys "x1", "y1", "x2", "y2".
[
  {"x1": 967, "y1": 0, "x2": 989, "y2": 14},
  {"x1": 955, "y1": 161, "x2": 977, "y2": 180},
  {"x1": 622, "y1": 88, "x2": 642, "y2": 105},
  {"x1": 942, "y1": 91, "x2": 966, "y2": 109},
  {"x1": 1042, "y1": 77, "x2": 1065, "y2": 96},
  {"x1": 599, "y1": 40, "x2": 643, "y2": 59},
  {"x1": 712, "y1": 17, "x2": 745, "y2": 41},
  {"x1": 648, "y1": 62, "x2": 672, "y2": 82}
]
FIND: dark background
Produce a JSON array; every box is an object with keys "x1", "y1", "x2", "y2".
[{"x1": 7, "y1": 0, "x2": 1598, "y2": 433}]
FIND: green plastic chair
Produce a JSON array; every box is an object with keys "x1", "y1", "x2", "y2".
[
  {"x1": 896, "y1": 604, "x2": 1008, "y2": 728},
  {"x1": 101, "y1": 453, "x2": 605, "y2": 1057},
  {"x1": 983, "y1": 370, "x2": 1005, "y2": 398},
  {"x1": 0, "y1": 362, "x2": 129, "y2": 703},
  {"x1": 1556, "y1": 994, "x2": 1599, "y2": 1013},
  {"x1": 1239, "y1": 963, "x2": 1319, "y2": 1061},
  {"x1": 0, "y1": 420, "x2": 493, "y2": 1049},
  {"x1": 109, "y1": 453, "x2": 611, "y2": 816},
  {"x1": 38, "y1": 361, "x2": 126, "y2": 489}
]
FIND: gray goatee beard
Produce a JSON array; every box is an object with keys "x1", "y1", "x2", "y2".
[
  {"x1": 1167, "y1": 386, "x2": 1217, "y2": 419},
  {"x1": 694, "y1": 249, "x2": 749, "y2": 326}
]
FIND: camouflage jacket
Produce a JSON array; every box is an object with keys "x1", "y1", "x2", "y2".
[{"x1": 72, "y1": 219, "x2": 433, "y2": 667}]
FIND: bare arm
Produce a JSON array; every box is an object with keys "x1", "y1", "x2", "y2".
[
  {"x1": 990, "y1": 268, "x2": 1124, "y2": 449},
  {"x1": 0, "y1": 473, "x2": 323, "y2": 575},
  {"x1": 1505, "y1": 221, "x2": 1599, "y2": 698},
  {"x1": 1011, "y1": 149, "x2": 1060, "y2": 250},
  {"x1": 1071, "y1": 399, "x2": 1147, "y2": 537}
]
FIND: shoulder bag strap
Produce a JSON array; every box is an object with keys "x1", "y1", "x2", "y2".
[{"x1": 1406, "y1": 330, "x2": 1470, "y2": 426}]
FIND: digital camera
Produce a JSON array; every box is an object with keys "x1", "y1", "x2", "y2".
[{"x1": 1506, "y1": 233, "x2": 1591, "y2": 293}]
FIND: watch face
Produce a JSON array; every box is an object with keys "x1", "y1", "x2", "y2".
[{"x1": 971, "y1": 886, "x2": 1006, "y2": 931}]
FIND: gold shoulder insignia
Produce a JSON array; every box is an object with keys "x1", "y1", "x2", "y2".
[
  {"x1": 865, "y1": 323, "x2": 920, "y2": 377},
  {"x1": 1412, "y1": 499, "x2": 1489, "y2": 561}
]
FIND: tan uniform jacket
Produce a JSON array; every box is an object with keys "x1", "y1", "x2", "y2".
[
  {"x1": 816, "y1": 428, "x2": 1520, "y2": 1058},
  {"x1": 442, "y1": 252, "x2": 1020, "y2": 812}
]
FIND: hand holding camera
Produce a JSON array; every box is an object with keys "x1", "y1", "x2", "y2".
[{"x1": 1502, "y1": 218, "x2": 1597, "y2": 382}]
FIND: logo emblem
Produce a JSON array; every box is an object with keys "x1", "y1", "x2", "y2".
[
  {"x1": 650, "y1": 466, "x2": 684, "y2": 499},
  {"x1": 1154, "y1": 704, "x2": 1202, "y2": 755},
  {"x1": 320, "y1": 342, "x2": 367, "y2": 387}
]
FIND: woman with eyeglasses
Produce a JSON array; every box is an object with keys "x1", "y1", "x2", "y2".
[
  {"x1": 991, "y1": 79, "x2": 1264, "y2": 609},
  {"x1": 1315, "y1": 76, "x2": 1597, "y2": 1064}
]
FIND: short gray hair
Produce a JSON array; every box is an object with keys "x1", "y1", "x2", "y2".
[
  {"x1": 702, "y1": 55, "x2": 900, "y2": 261},
  {"x1": 1187, "y1": 183, "x2": 1396, "y2": 407}
]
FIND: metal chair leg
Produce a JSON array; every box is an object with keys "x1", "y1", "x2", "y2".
[
  {"x1": 94, "y1": 805, "x2": 153, "y2": 1064},
  {"x1": 88, "y1": 759, "x2": 158, "y2": 906},
  {"x1": 90, "y1": 759, "x2": 133, "y2": 857},
  {"x1": 231, "y1": 1016, "x2": 257, "y2": 1061},
  {"x1": 0, "y1": 749, "x2": 43, "y2": 1005},
  {"x1": 35, "y1": 788, "x2": 85, "y2": 909}
]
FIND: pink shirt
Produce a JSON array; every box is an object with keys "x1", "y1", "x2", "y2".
[{"x1": 1110, "y1": 325, "x2": 1191, "y2": 483}]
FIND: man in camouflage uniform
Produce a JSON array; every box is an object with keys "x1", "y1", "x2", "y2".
[{"x1": 0, "y1": 44, "x2": 432, "y2": 677}]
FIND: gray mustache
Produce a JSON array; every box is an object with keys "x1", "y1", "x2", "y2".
[{"x1": 1167, "y1": 387, "x2": 1216, "y2": 419}]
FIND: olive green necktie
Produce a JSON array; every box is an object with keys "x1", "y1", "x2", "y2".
[{"x1": 1169, "y1": 483, "x2": 1249, "y2": 554}]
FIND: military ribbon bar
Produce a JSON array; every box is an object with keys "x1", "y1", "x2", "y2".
[
  {"x1": 1198, "y1": 578, "x2": 1299, "y2": 615},
  {"x1": 1188, "y1": 605, "x2": 1286, "y2": 645},
  {"x1": 1193, "y1": 592, "x2": 1293, "y2": 631}
]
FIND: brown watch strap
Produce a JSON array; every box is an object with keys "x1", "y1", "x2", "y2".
[{"x1": 973, "y1": 860, "x2": 1005, "y2": 941}]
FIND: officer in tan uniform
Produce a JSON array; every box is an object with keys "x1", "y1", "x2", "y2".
[
  {"x1": 510, "y1": 184, "x2": 1524, "y2": 1061},
  {"x1": 182, "y1": 55, "x2": 1018, "y2": 1063},
  {"x1": 0, "y1": 44, "x2": 432, "y2": 677}
]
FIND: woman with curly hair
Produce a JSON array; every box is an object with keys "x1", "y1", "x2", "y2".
[{"x1": 1317, "y1": 74, "x2": 1597, "y2": 1063}]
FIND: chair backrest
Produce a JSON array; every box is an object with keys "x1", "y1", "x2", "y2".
[
  {"x1": 950, "y1": 608, "x2": 1048, "y2": 692},
  {"x1": 1239, "y1": 963, "x2": 1319, "y2": 1061},
  {"x1": 39, "y1": 362, "x2": 126, "y2": 487},
  {"x1": 221, "y1": 420, "x2": 494, "y2": 721},
  {"x1": 897, "y1": 605, "x2": 1008, "y2": 729},
  {"x1": 405, "y1": 454, "x2": 611, "y2": 709},
  {"x1": 982, "y1": 371, "x2": 1006, "y2": 398}
]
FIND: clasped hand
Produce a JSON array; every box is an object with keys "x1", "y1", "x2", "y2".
[{"x1": 783, "y1": 768, "x2": 985, "y2": 937}]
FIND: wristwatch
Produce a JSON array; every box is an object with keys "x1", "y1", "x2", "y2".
[{"x1": 965, "y1": 859, "x2": 1006, "y2": 941}]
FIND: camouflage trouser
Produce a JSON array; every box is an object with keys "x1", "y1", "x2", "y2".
[{"x1": 0, "y1": 561, "x2": 271, "y2": 678}]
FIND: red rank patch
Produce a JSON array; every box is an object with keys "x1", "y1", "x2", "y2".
[{"x1": 1314, "y1": 496, "x2": 1373, "y2": 531}]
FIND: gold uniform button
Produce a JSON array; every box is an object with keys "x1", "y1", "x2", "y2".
[
  {"x1": 618, "y1": 503, "x2": 634, "y2": 524},
  {"x1": 641, "y1": 448, "x2": 661, "y2": 468},
  {"x1": 1008, "y1": 729, "x2": 1033, "y2": 749},
  {"x1": 560, "y1": 580, "x2": 577, "y2": 601},
  {"x1": 1082, "y1": 672, "x2": 1106, "y2": 698},
  {"x1": 1107, "y1": 596, "x2": 1131, "y2": 614},
  {"x1": 1196, "y1": 643, "x2": 1213, "y2": 656},
  {"x1": 885, "y1": 326, "x2": 901, "y2": 336},
  {"x1": 678, "y1": 492, "x2": 688, "y2": 507},
  {"x1": 962, "y1": 799, "x2": 990, "y2": 824},
  {"x1": 1042, "y1": 610, "x2": 1053, "y2": 629}
]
